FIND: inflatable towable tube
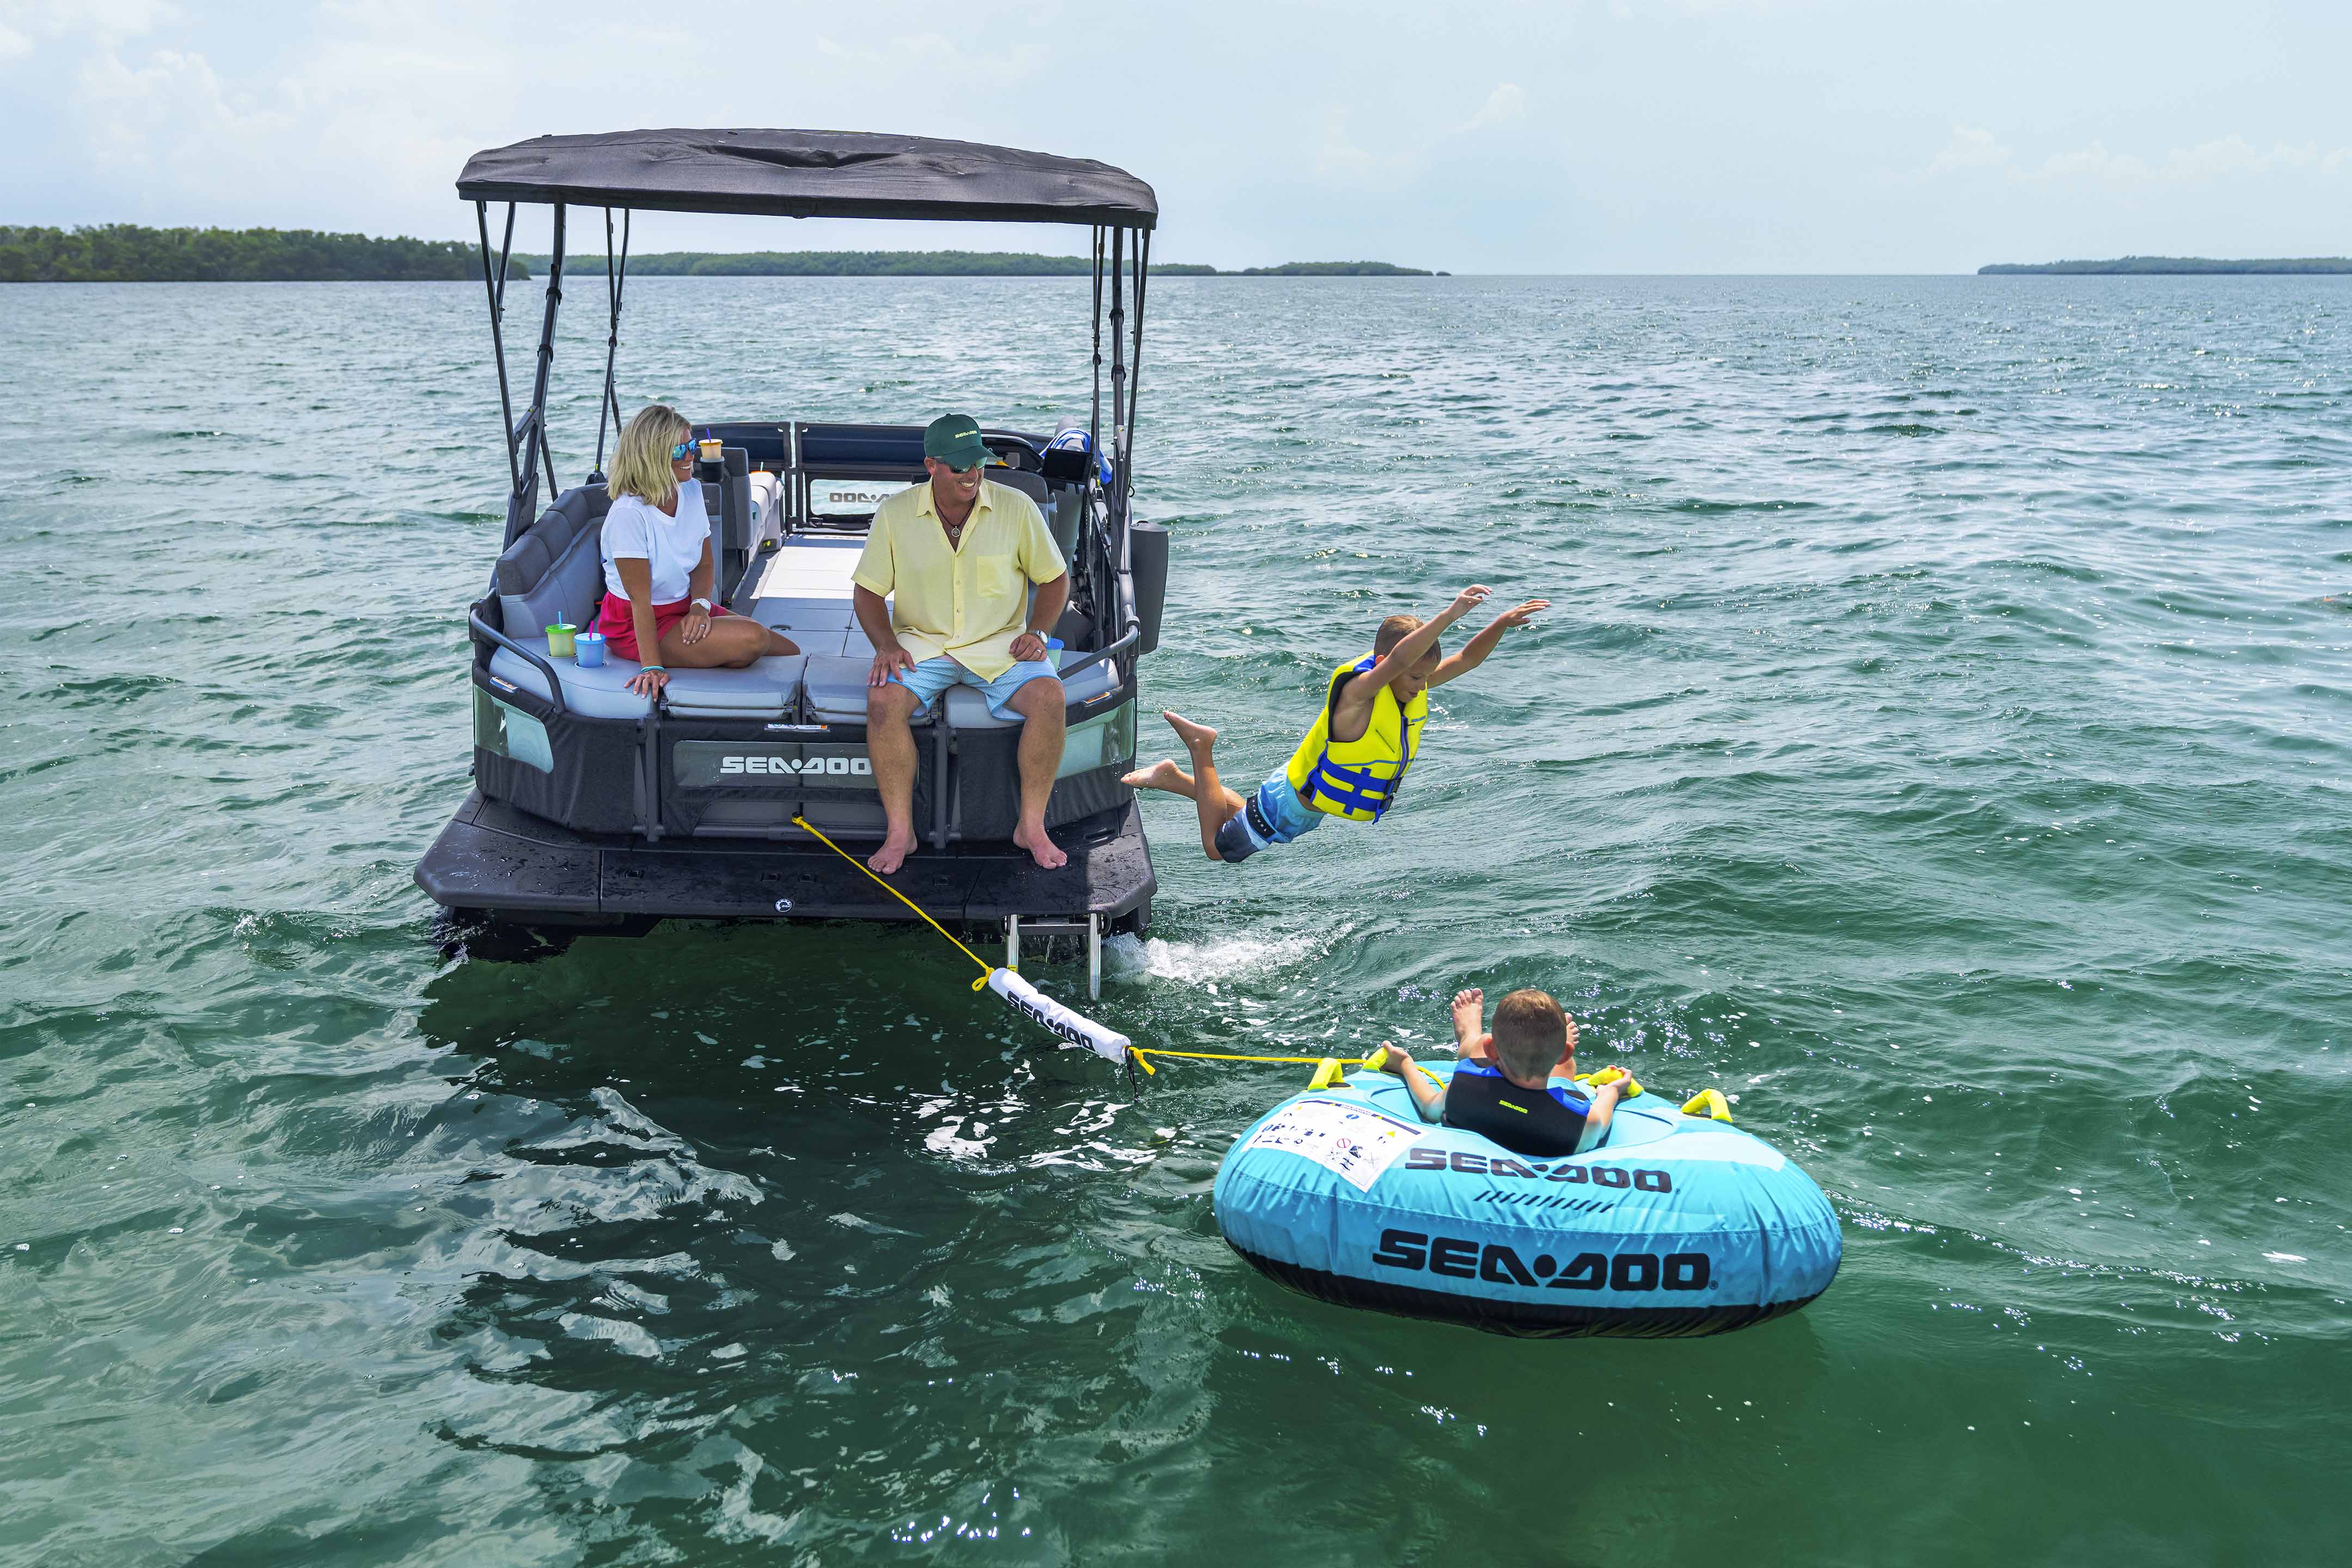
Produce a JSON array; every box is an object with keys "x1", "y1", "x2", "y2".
[{"x1": 1214, "y1": 1060, "x2": 1840, "y2": 1338}]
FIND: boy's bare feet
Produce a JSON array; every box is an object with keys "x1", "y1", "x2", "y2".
[
  {"x1": 1161, "y1": 709, "x2": 1218, "y2": 752},
  {"x1": 1451, "y1": 987, "x2": 1484, "y2": 1048},
  {"x1": 1013, "y1": 822, "x2": 1069, "y2": 870},
  {"x1": 867, "y1": 828, "x2": 917, "y2": 875},
  {"x1": 1122, "y1": 758, "x2": 1191, "y2": 793}
]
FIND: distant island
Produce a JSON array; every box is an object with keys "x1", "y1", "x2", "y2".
[
  {"x1": 517, "y1": 250, "x2": 1441, "y2": 278},
  {"x1": 1980, "y1": 255, "x2": 2352, "y2": 275},
  {"x1": 0, "y1": 224, "x2": 524, "y2": 283},
  {"x1": 0, "y1": 228, "x2": 1439, "y2": 283}
]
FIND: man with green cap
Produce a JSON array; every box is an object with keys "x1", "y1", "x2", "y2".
[{"x1": 852, "y1": 414, "x2": 1071, "y2": 874}]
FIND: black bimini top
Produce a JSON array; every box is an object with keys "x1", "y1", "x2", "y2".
[{"x1": 457, "y1": 128, "x2": 1156, "y2": 229}]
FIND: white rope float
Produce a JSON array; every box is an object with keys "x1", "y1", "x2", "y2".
[{"x1": 792, "y1": 817, "x2": 1132, "y2": 1067}]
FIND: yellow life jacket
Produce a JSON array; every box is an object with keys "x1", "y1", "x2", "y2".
[{"x1": 1283, "y1": 654, "x2": 1428, "y2": 822}]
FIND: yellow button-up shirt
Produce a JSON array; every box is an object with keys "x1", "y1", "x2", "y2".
[{"x1": 852, "y1": 478, "x2": 1066, "y2": 680}]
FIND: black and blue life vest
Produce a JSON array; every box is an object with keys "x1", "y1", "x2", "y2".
[{"x1": 1442, "y1": 1061, "x2": 1592, "y2": 1159}]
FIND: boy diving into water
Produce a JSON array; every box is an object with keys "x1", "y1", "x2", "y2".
[{"x1": 1122, "y1": 585, "x2": 1547, "y2": 862}]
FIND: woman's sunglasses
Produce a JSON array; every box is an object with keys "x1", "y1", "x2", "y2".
[{"x1": 669, "y1": 441, "x2": 696, "y2": 461}]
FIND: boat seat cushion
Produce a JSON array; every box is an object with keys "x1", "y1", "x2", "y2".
[
  {"x1": 495, "y1": 486, "x2": 612, "y2": 636},
  {"x1": 489, "y1": 637, "x2": 804, "y2": 720},
  {"x1": 803, "y1": 654, "x2": 915, "y2": 725},
  {"x1": 1055, "y1": 647, "x2": 1121, "y2": 707}
]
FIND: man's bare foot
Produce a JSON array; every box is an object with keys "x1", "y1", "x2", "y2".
[
  {"x1": 1451, "y1": 987, "x2": 1484, "y2": 1046},
  {"x1": 1161, "y1": 709, "x2": 1218, "y2": 752},
  {"x1": 1123, "y1": 758, "x2": 1189, "y2": 793},
  {"x1": 1013, "y1": 822, "x2": 1069, "y2": 870},
  {"x1": 867, "y1": 829, "x2": 917, "y2": 875}
]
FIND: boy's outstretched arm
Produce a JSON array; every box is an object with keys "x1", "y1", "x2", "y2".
[
  {"x1": 1374, "y1": 1044, "x2": 1447, "y2": 1124},
  {"x1": 1580, "y1": 1079, "x2": 1624, "y2": 1146},
  {"x1": 1430, "y1": 598, "x2": 1549, "y2": 688},
  {"x1": 1332, "y1": 585, "x2": 1491, "y2": 734}
]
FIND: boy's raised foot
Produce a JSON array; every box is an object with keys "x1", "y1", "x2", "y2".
[
  {"x1": 1123, "y1": 758, "x2": 1191, "y2": 793},
  {"x1": 1161, "y1": 709, "x2": 1218, "y2": 752}
]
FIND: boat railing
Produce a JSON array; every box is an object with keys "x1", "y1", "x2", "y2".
[{"x1": 469, "y1": 601, "x2": 569, "y2": 714}]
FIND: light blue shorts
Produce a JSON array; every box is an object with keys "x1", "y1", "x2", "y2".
[
  {"x1": 890, "y1": 656, "x2": 1059, "y2": 720},
  {"x1": 1212, "y1": 771, "x2": 1325, "y2": 862}
]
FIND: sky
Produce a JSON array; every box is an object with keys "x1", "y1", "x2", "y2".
[{"x1": 2, "y1": 0, "x2": 2348, "y2": 272}]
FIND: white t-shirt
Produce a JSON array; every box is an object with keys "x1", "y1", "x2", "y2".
[{"x1": 600, "y1": 479, "x2": 709, "y2": 604}]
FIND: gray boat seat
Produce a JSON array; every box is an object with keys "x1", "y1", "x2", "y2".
[
  {"x1": 495, "y1": 485, "x2": 611, "y2": 636},
  {"x1": 944, "y1": 684, "x2": 1018, "y2": 731},
  {"x1": 1055, "y1": 646, "x2": 1122, "y2": 706},
  {"x1": 489, "y1": 637, "x2": 805, "y2": 720},
  {"x1": 1045, "y1": 488, "x2": 1082, "y2": 569},
  {"x1": 803, "y1": 654, "x2": 889, "y2": 725},
  {"x1": 987, "y1": 467, "x2": 1049, "y2": 504}
]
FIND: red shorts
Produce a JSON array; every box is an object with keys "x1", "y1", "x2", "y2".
[{"x1": 596, "y1": 593, "x2": 734, "y2": 663}]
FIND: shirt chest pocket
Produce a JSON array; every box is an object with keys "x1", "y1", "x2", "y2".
[{"x1": 974, "y1": 553, "x2": 1018, "y2": 600}]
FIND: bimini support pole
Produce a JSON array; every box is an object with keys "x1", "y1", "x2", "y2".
[
  {"x1": 506, "y1": 203, "x2": 565, "y2": 546},
  {"x1": 1088, "y1": 225, "x2": 1105, "y2": 468},
  {"x1": 1106, "y1": 228, "x2": 1126, "y2": 536},
  {"x1": 589, "y1": 207, "x2": 630, "y2": 483},
  {"x1": 1119, "y1": 228, "x2": 1150, "y2": 570},
  {"x1": 475, "y1": 201, "x2": 520, "y2": 498}
]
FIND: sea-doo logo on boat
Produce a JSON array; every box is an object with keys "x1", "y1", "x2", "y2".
[
  {"x1": 719, "y1": 755, "x2": 872, "y2": 777},
  {"x1": 810, "y1": 480, "x2": 906, "y2": 517},
  {"x1": 673, "y1": 741, "x2": 877, "y2": 791},
  {"x1": 1370, "y1": 1230, "x2": 1713, "y2": 1293}
]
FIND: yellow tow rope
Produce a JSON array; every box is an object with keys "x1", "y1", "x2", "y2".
[
  {"x1": 788, "y1": 817, "x2": 1732, "y2": 1118},
  {"x1": 792, "y1": 816, "x2": 996, "y2": 988}
]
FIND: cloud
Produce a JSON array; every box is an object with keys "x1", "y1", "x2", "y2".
[
  {"x1": 1925, "y1": 127, "x2": 2352, "y2": 191},
  {"x1": 2161, "y1": 135, "x2": 2352, "y2": 181},
  {"x1": 1458, "y1": 83, "x2": 1525, "y2": 133},
  {"x1": 1313, "y1": 107, "x2": 1383, "y2": 185},
  {"x1": 2029, "y1": 140, "x2": 2153, "y2": 186},
  {"x1": 0, "y1": 0, "x2": 175, "y2": 52},
  {"x1": 1928, "y1": 124, "x2": 2008, "y2": 173},
  {"x1": 72, "y1": 46, "x2": 291, "y2": 175}
]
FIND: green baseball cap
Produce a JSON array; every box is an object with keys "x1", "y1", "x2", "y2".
[{"x1": 923, "y1": 413, "x2": 991, "y2": 470}]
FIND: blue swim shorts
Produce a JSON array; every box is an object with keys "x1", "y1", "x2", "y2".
[
  {"x1": 1212, "y1": 770, "x2": 1324, "y2": 863},
  {"x1": 891, "y1": 656, "x2": 1059, "y2": 720}
]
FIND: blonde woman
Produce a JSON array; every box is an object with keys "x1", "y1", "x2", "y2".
[{"x1": 595, "y1": 404, "x2": 797, "y2": 699}]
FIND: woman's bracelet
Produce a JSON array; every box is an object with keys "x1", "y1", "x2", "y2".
[{"x1": 641, "y1": 664, "x2": 667, "y2": 674}]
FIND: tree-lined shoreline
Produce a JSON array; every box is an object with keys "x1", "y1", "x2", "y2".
[
  {"x1": 0, "y1": 225, "x2": 1441, "y2": 281},
  {"x1": 0, "y1": 224, "x2": 525, "y2": 283},
  {"x1": 1980, "y1": 255, "x2": 2352, "y2": 275}
]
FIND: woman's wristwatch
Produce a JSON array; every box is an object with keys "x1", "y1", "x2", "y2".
[{"x1": 690, "y1": 597, "x2": 712, "y2": 614}]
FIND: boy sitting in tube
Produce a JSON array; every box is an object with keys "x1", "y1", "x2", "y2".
[
  {"x1": 1122, "y1": 585, "x2": 1547, "y2": 863},
  {"x1": 1373, "y1": 988, "x2": 1624, "y2": 1160}
]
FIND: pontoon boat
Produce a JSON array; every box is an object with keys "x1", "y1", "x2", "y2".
[{"x1": 413, "y1": 131, "x2": 1169, "y2": 994}]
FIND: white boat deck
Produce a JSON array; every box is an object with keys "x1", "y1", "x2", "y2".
[{"x1": 744, "y1": 536, "x2": 875, "y2": 658}]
